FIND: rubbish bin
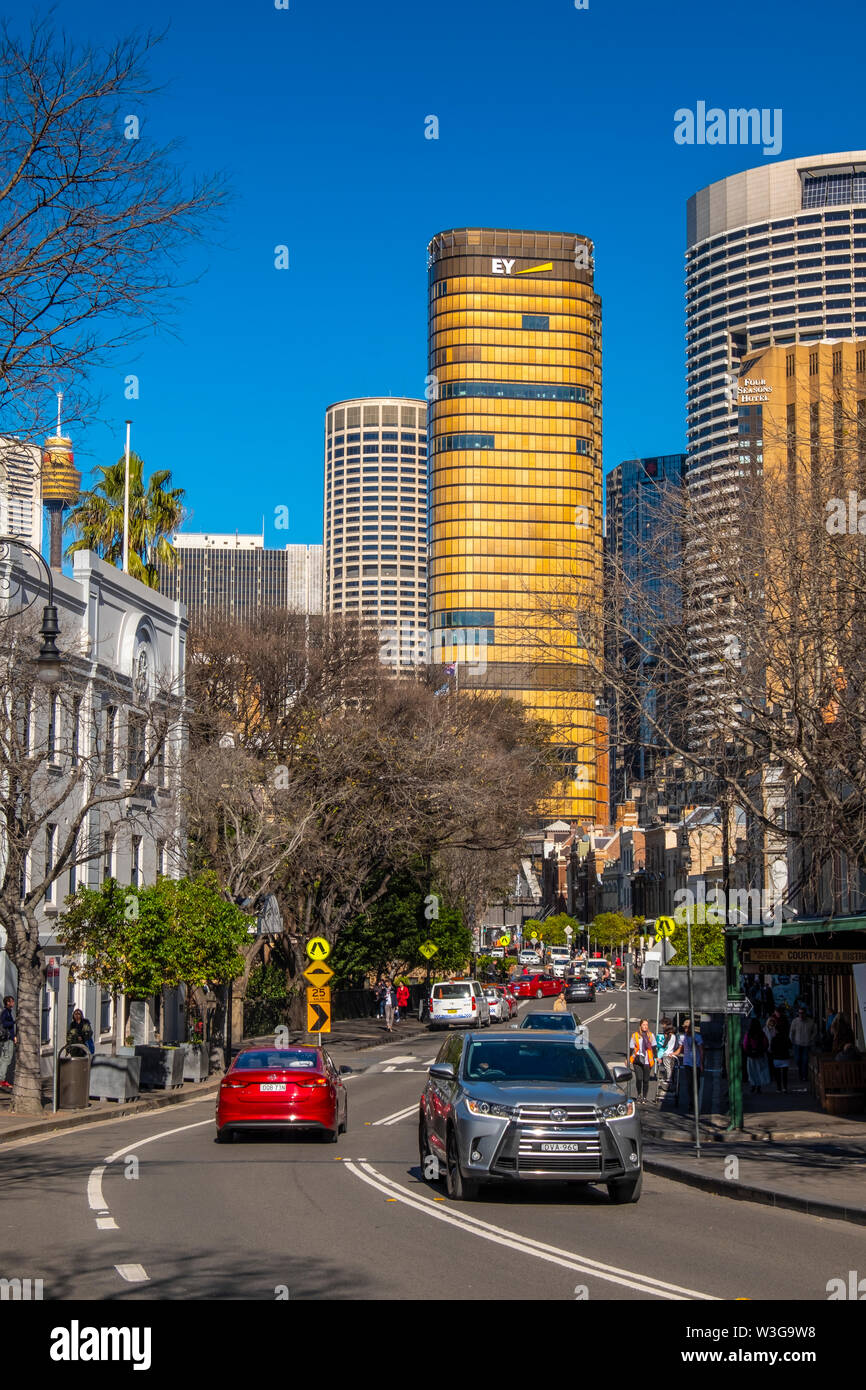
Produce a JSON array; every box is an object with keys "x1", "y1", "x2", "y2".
[{"x1": 58, "y1": 1043, "x2": 91, "y2": 1109}]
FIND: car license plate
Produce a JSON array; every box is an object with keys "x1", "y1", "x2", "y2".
[
  {"x1": 260, "y1": 1083, "x2": 286, "y2": 1091},
  {"x1": 446, "y1": 1008, "x2": 458, "y2": 1014},
  {"x1": 541, "y1": 1142, "x2": 583, "y2": 1152}
]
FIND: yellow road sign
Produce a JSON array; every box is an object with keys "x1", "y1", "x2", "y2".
[
  {"x1": 655, "y1": 916, "x2": 676, "y2": 938},
  {"x1": 307, "y1": 985, "x2": 331, "y2": 1006},
  {"x1": 306, "y1": 936, "x2": 331, "y2": 961},
  {"x1": 306, "y1": 994, "x2": 331, "y2": 1033},
  {"x1": 419, "y1": 941, "x2": 439, "y2": 959},
  {"x1": 498, "y1": 935, "x2": 511, "y2": 946},
  {"x1": 303, "y1": 962, "x2": 334, "y2": 985}
]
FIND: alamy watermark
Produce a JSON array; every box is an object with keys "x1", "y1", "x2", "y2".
[
  {"x1": 826, "y1": 492, "x2": 866, "y2": 534},
  {"x1": 673, "y1": 884, "x2": 784, "y2": 931},
  {"x1": 674, "y1": 102, "x2": 782, "y2": 157}
]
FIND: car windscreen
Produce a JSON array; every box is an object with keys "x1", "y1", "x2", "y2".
[
  {"x1": 567, "y1": 976, "x2": 589, "y2": 985},
  {"x1": 463, "y1": 1038, "x2": 609, "y2": 1084},
  {"x1": 233, "y1": 1050, "x2": 319, "y2": 1070},
  {"x1": 433, "y1": 984, "x2": 471, "y2": 1000},
  {"x1": 520, "y1": 1015, "x2": 575, "y2": 1030}
]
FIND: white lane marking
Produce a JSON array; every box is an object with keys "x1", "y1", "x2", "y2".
[
  {"x1": 115, "y1": 1264, "x2": 149, "y2": 1282},
  {"x1": 345, "y1": 1160, "x2": 718, "y2": 1300},
  {"x1": 86, "y1": 1117, "x2": 216, "y2": 1234},
  {"x1": 372, "y1": 1102, "x2": 419, "y2": 1127},
  {"x1": 104, "y1": 1118, "x2": 214, "y2": 1165},
  {"x1": 87, "y1": 1166, "x2": 107, "y2": 1212}
]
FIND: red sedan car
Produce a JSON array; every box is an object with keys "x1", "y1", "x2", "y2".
[
  {"x1": 511, "y1": 973, "x2": 564, "y2": 1000},
  {"x1": 216, "y1": 1046, "x2": 348, "y2": 1143}
]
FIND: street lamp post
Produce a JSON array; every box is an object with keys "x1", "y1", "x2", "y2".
[{"x1": 0, "y1": 535, "x2": 64, "y2": 683}]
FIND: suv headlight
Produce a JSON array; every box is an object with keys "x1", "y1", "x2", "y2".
[
  {"x1": 466, "y1": 1099, "x2": 517, "y2": 1118},
  {"x1": 597, "y1": 1100, "x2": 636, "y2": 1120}
]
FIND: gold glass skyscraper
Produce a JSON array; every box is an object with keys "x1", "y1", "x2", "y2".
[{"x1": 427, "y1": 228, "x2": 604, "y2": 821}]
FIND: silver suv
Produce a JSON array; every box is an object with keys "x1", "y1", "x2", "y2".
[{"x1": 418, "y1": 1031, "x2": 642, "y2": 1203}]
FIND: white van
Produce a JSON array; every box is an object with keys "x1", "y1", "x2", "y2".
[{"x1": 429, "y1": 980, "x2": 491, "y2": 1030}]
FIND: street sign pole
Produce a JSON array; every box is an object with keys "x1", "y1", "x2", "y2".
[
  {"x1": 686, "y1": 918, "x2": 701, "y2": 1159},
  {"x1": 625, "y1": 953, "x2": 631, "y2": 1090}
]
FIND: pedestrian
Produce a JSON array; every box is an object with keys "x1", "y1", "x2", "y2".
[
  {"x1": 673, "y1": 1017, "x2": 703, "y2": 1111},
  {"x1": 742, "y1": 1017, "x2": 771, "y2": 1093},
  {"x1": 769, "y1": 1011, "x2": 791, "y2": 1092},
  {"x1": 789, "y1": 1007, "x2": 817, "y2": 1084},
  {"x1": 67, "y1": 1008, "x2": 94, "y2": 1054},
  {"x1": 382, "y1": 980, "x2": 395, "y2": 1032},
  {"x1": 629, "y1": 1018, "x2": 655, "y2": 1104},
  {"x1": 374, "y1": 980, "x2": 386, "y2": 1019},
  {"x1": 654, "y1": 1021, "x2": 678, "y2": 1104},
  {"x1": 0, "y1": 995, "x2": 17, "y2": 1091},
  {"x1": 396, "y1": 981, "x2": 410, "y2": 1022},
  {"x1": 760, "y1": 981, "x2": 775, "y2": 1020},
  {"x1": 763, "y1": 1010, "x2": 780, "y2": 1048},
  {"x1": 552, "y1": 988, "x2": 568, "y2": 1013}
]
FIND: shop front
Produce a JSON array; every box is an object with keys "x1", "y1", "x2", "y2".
[{"x1": 725, "y1": 919, "x2": 866, "y2": 1127}]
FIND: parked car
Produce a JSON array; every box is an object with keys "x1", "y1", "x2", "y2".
[
  {"x1": 565, "y1": 975, "x2": 597, "y2": 1004},
  {"x1": 215, "y1": 1047, "x2": 348, "y2": 1144},
  {"x1": 418, "y1": 1032, "x2": 641, "y2": 1202},
  {"x1": 429, "y1": 980, "x2": 491, "y2": 1030},
  {"x1": 518, "y1": 1011, "x2": 580, "y2": 1031},
  {"x1": 483, "y1": 986, "x2": 510, "y2": 1023},
  {"x1": 512, "y1": 974, "x2": 564, "y2": 1000}
]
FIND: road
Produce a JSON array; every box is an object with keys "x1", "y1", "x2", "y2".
[{"x1": 1, "y1": 996, "x2": 860, "y2": 1302}]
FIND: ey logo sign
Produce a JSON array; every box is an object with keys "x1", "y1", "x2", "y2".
[{"x1": 491, "y1": 259, "x2": 553, "y2": 276}]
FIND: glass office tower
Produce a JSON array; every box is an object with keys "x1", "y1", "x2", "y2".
[{"x1": 427, "y1": 228, "x2": 604, "y2": 822}]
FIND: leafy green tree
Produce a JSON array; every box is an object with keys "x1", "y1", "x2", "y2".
[
  {"x1": 669, "y1": 903, "x2": 725, "y2": 967},
  {"x1": 524, "y1": 912, "x2": 579, "y2": 946},
  {"x1": 59, "y1": 873, "x2": 251, "y2": 1026},
  {"x1": 66, "y1": 452, "x2": 185, "y2": 589},
  {"x1": 331, "y1": 874, "x2": 471, "y2": 985},
  {"x1": 590, "y1": 912, "x2": 638, "y2": 954}
]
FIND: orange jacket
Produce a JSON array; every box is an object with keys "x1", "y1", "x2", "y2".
[{"x1": 630, "y1": 1030, "x2": 655, "y2": 1067}]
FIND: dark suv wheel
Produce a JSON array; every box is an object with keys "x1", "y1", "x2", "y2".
[{"x1": 445, "y1": 1127, "x2": 480, "y2": 1201}]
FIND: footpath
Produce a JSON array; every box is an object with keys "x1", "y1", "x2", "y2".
[
  {"x1": 640, "y1": 1086, "x2": 866, "y2": 1226},
  {"x1": 0, "y1": 1011, "x2": 430, "y2": 1148}
]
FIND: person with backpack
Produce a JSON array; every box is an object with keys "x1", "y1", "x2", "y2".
[
  {"x1": 742, "y1": 1016, "x2": 771, "y2": 1093},
  {"x1": 0, "y1": 995, "x2": 17, "y2": 1090},
  {"x1": 67, "y1": 1008, "x2": 94, "y2": 1054}
]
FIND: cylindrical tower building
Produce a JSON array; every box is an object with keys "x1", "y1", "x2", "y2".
[
  {"x1": 323, "y1": 396, "x2": 428, "y2": 669},
  {"x1": 427, "y1": 228, "x2": 604, "y2": 822}
]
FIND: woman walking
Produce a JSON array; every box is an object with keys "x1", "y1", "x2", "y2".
[
  {"x1": 629, "y1": 1018, "x2": 655, "y2": 1104},
  {"x1": 654, "y1": 1021, "x2": 678, "y2": 1104},
  {"x1": 742, "y1": 1017, "x2": 771, "y2": 1093}
]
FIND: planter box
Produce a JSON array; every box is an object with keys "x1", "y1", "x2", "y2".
[
  {"x1": 135, "y1": 1045, "x2": 185, "y2": 1090},
  {"x1": 181, "y1": 1044, "x2": 209, "y2": 1082},
  {"x1": 89, "y1": 1054, "x2": 142, "y2": 1102}
]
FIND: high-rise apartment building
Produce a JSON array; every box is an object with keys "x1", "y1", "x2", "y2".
[
  {"x1": 606, "y1": 454, "x2": 687, "y2": 814},
  {"x1": 685, "y1": 151, "x2": 866, "y2": 696},
  {"x1": 323, "y1": 397, "x2": 427, "y2": 668},
  {"x1": 426, "y1": 228, "x2": 604, "y2": 822},
  {"x1": 157, "y1": 534, "x2": 323, "y2": 627}
]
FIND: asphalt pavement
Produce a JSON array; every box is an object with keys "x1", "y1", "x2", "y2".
[{"x1": 1, "y1": 995, "x2": 863, "y2": 1304}]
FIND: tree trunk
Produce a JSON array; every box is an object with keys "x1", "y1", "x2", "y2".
[{"x1": 10, "y1": 912, "x2": 45, "y2": 1115}]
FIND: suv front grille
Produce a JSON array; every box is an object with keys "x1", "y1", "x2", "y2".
[{"x1": 515, "y1": 1104, "x2": 598, "y2": 1123}]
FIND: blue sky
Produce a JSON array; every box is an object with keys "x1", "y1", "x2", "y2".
[{"x1": 42, "y1": 0, "x2": 866, "y2": 546}]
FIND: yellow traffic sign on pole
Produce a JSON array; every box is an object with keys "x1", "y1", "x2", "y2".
[
  {"x1": 419, "y1": 941, "x2": 439, "y2": 959},
  {"x1": 303, "y1": 962, "x2": 334, "y2": 985},
  {"x1": 306, "y1": 989, "x2": 331, "y2": 1034},
  {"x1": 655, "y1": 916, "x2": 676, "y2": 938},
  {"x1": 306, "y1": 937, "x2": 331, "y2": 961}
]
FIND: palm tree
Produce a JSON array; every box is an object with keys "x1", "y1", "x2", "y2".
[{"x1": 65, "y1": 453, "x2": 186, "y2": 589}]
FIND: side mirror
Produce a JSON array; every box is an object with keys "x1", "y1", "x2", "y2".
[
  {"x1": 610, "y1": 1065, "x2": 633, "y2": 1085},
  {"x1": 428, "y1": 1062, "x2": 455, "y2": 1081}
]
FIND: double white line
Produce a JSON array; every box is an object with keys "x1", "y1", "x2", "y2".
[
  {"x1": 344, "y1": 1159, "x2": 718, "y2": 1300},
  {"x1": 372, "y1": 1102, "x2": 419, "y2": 1127}
]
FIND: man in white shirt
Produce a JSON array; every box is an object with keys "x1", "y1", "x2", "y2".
[{"x1": 789, "y1": 1007, "x2": 817, "y2": 1083}]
